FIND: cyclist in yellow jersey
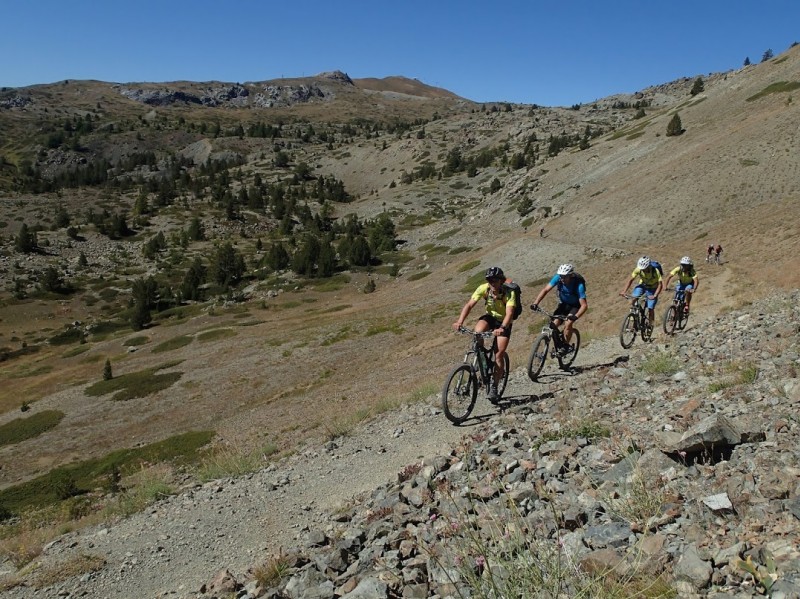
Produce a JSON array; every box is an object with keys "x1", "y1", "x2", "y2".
[
  {"x1": 453, "y1": 266, "x2": 516, "y2": 400},
  {"x1": 664, "y1": 256, "x2": 699, "y2": 314},
  {"x1": 620, "y1": 256, "x2": 663, "y2": 325}
]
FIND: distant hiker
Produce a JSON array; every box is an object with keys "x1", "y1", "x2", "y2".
[
  {"x1": 539, "y1": 227, "x2": 545, "y2": 238},
  {"x1": 714, "y1": 244, "x2": 723, "y2": 264},
  {"x1": 706, "y1": 244, "x2": 714, "y2": 263}
]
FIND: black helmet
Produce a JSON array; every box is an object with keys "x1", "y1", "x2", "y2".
[{"x1": 485, "y1": 266, "x2": 505, "y2": 280}]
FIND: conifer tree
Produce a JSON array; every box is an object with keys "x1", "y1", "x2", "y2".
[{"x1": 666, "y1": 113, "x2": 683, "y2": 137}]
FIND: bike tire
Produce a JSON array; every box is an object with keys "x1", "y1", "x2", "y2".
[
  {"x1": 494, "y1": 353, "x2": 510, "y2": 400},
  {"x1": 663, "y1": 305, "x2": 677, "y2": 335},
  {"x1": 557, "y1": 329, "x2": 581, "y2": 369},
  {"x1": 442, "y1": 364, "x2": 477, "y2": 425},
  {"x1": 641, "y1": 317, "x2": 653, "y2": 342},
  {"x1": 678, "y1": 308, "x2": 689, "y2": 331},
  {"x1": 527, "y1": 334, "x2": 550, "y2": 381},
  {"x1": 619, "y1": 313, "x2": 637, "y2": 349}
]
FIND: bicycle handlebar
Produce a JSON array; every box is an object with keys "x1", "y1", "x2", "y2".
[
  {"x1": 530, "y1": 305, "x2": 557, "y2": 320},
  {"x1": 456, "y1": 325, "x2": 495, "y2": 339}
]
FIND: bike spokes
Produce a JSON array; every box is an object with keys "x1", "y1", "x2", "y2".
[
  {"x1": 527, "y1": 334, "x2": 549, "y2": 381},
  {"x1": 619, "y1": 313, "x2": 637, "y2": 349},
  {"x1": 442, "y1": 364, "x2": 477, "y2": 425}
]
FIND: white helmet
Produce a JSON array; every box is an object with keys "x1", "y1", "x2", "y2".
[
  {"x1": 680, "y1": 256, "x2": 693, "y2": 266},
  {"x1": 637, "y1": 256, "x2": 651, "y2": 270},
  {"x1": 557, "y1": 263, "x2": 574, "y2": 276}
]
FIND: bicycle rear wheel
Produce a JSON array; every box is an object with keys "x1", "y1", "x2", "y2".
[
  {"x1": 619, "y1": 314, "x2": 637, "y2": 349},
  {"x1": 494, "y1": 352, "x2": 510, "y2": 401},
  {"x1": 678, "y1": 307, "x2": 689, "y2": 331},
  {"x1": 640, "y1": 317, "x2": 653, "y2": 341},
  {"x1": 442, "y1": 364, "x2": 477, "y2": 425},
  {"x1": 557, "y1": 330, "x2": 581, "y2": 369},
  {"x1": 663, "y1": 305, "x2": 678, "y2": 335},
  {"x1": 527, "y1": 334, "x2": 549, "y2": 381},
  {"x1": 641, "y1": 317, "x2": 653, "y2": 342}
]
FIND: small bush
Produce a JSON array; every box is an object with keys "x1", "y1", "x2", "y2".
[
  {"x1": 84, "y1": 361, "x2": 183, "y2": 401},
  {"x1": 48, "y1": 327, "x2": 84, "y2": 346}
]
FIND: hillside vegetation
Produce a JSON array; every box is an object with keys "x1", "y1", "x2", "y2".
[{"x1": 0, "y1": 44, "x2": 799, "y2": 529}]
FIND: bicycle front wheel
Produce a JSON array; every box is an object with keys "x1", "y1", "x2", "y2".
[
  {"x1": 527, "y1": 334, "x2": 550, "y2": 381},
  {"x1": 442, "y1": 364, "x2": 477, "y2": 425},
  {"x1": 557, "y1": 330, "x2": 581, "y2": 369},
  {"x1": 495, "y1": 352, "x2": 510, "y2": 400},
  {"x1": 663, "y1": 305, "x2": 677, "y2": 335},
  {"x1": 619, "y1": 314, "x2": 637, "y2": 349}
]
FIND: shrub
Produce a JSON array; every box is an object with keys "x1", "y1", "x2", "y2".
[
  {"x1": 666, "y1": 114, "x2": 683, "y2": 137},
  {"x1": 0, "y1": 410, "x2": 65, "y2": 447}
]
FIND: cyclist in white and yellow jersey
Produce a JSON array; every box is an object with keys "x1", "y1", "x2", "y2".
[
  {"x1": 453, "y1": 266, "x2": 516, "y2": 400},
  {"x1": 620, "y1": 256, "x2": 663, "y2": 325},
  {"x1": 664, "y1": 256, "x2": 699, "y2": 315}
]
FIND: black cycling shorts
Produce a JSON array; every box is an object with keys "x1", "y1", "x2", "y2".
[
  {"x1": 478, "y1": 315, "x2": 512, "y2": 338},
  {"x1": 554, "y1": 303, "x2": 580, "y2": 319}
]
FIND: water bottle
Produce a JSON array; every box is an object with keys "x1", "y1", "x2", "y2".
[{"x1": 478, "y1": 349, "x2": 487, "y2": 372}]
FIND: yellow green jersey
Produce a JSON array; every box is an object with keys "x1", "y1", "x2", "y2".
[
  {"x1": 630, "y1": 267, "x2": 662, "y2": 289},
  {"x1": 670, "y1": 265, "x2": 697, "y2": 285},
  {"x1": 471, "y1": 282, "x2": 517, "y2": 321}
]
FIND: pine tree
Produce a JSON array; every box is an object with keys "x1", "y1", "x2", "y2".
[
  {"x1": 14, "y1": 223, "x2": 36, "y2": 253},
  {"x1": 690, "y1": 77, "x2": 704, "y2": 96},
  {"x1": 666, "y1": 114, "x2": 683, "y2": 137},
  {"x1": 103, "y1": 358, "x2": 113, "y2": 380}
]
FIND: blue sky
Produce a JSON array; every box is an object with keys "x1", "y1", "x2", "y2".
[{"x1": 2, "y1": 1, "x2": 798, "y2": 106}]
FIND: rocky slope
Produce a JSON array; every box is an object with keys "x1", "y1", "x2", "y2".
[{"x1": 3, "y1": 290, "x2": 799, "y2": 598}]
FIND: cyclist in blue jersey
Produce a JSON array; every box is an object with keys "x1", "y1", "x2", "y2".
[{"x1": 530, "y1": 263, "x2": 588, "y2": 354}]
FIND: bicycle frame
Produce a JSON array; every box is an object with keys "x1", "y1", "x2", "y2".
[
  {"x1": 462, "y1": 327, "x2": 496, "y2": 385},
  {"x1": 527, "y1": 307, "x2": 581, "y2": 381},
  {"x1": 441, "y1": 326, "x2": 509, "y2": 424},
  {"x1": 620, "y1": 294, "x2": 653, "y2": 348}
]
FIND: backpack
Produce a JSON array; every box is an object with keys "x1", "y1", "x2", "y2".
[
  {"x1": 502, "y1": 280, "x2": 523, "y2": 320},
  {"x1": 650, "y1": 260, "x2": 664, "y2": 276}
]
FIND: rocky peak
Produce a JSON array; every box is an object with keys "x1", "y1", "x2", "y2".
[{"x1": 316, "y1": 70, "x2": 354, "y2": 85}]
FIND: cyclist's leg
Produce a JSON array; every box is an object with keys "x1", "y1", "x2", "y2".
[
  {"x1": 643, "y1": 288, "x2": 658, "y2": 323},
  {"x1": 475, "y1": 315, "x2": 491, "y2": 333},
  {"x1": 680, "y1": 283, "x2": 693, "y2": 310},
  {"x1": 631, "y1": 285, "x2": 646, "y2": 312},
  {"x1": 493, "y1": 331, "x2": 510, "y2": 385},
  {"x1": 557, "y1": 304, "x2": 579, "y2": 343}
]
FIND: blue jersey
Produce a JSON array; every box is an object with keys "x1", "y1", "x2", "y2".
[{"x1": 549, "y1": 274, "x2": 586, "y2": 305}]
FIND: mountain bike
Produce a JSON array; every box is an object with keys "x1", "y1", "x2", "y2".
[
  {"x1": 441, "y1": 326, "x2": 509, "y2": 425},
  {"x1": 619, "y1": 294, "x2": 654, "y2": 349},
  {"x1": 527, "y1": 306, "x2": 580, "y2": 381},
  {"x1": 662, "y1": 287, "x2": 691, "y2": 335}
]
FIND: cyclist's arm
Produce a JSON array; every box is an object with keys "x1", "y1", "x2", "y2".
[
  {"x1": 574, "y1": 297, "x2": 588, "y2": 319},
  {"x1": 691, "y1": 275, "x2": 699, "y2": 292},
  {"x1": 497, "y1": 303, "x2": 514, "y2": 334},
  {"x1": 454, "y1": 298, "x2": 478, "y2": 329},
  {"x1": 653, "y1": 279, "x2": 663, "y2": 298},
  {"x1": 533, "y1": 283, "x2": 553, "y2": 305},
  {"x1": 663, "y1": 274, "x2": 673, "y2": 289},
  {"x1": 620, "y1": 275, "x2": 635, "y2": 296}
]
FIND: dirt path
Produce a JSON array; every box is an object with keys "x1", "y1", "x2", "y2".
[{"x1": 8, "y1": 331, "x2": 631, "y2": 598}]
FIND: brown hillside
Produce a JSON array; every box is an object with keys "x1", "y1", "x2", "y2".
[{"x1": 0, "y1": 45, "x2": 798, "y2": 497}]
